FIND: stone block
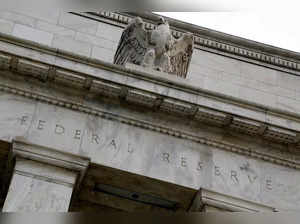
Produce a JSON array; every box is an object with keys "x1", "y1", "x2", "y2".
[
  {"x1": 0, "y1": 11, "x2": 36, "y2": 27},
  {"x1": 188, "y1": 62, "x2": 222, "y2": 82},
  {"x1": 58, "y1": 13, "x2": 98, "y2": 35},
  {"x1": 186, "y1": 76, "x2": 205, "y2": 89},
  {"x1": 218, "y1": 71, "x2": 249, "y2": 86},
  {"x1": 0, "y1": 19, "x2": 14, "y2": 34},
  {"x1": 204, "y1": 76, "x2": 240, "y2": 98},
  {"x1": 192, "y1": 49, "x2": 240, "y2": 76},
  {"x1": 36, "y1": 20, "x2": 75, "y2": 38},
  {"x1": 0, "y1": 41, "x2": 56, "y2": 64},
  {"x1": 238, "y1": 86, "x2": 277, "y2": 108},
  {"x1": 238, "y1": 62, "x2": 277, "y2": 85},
  {"x1": 2, "y1": 159, "x2": 76, "y2": 212},
  {"x1": 277, "y1": 71, "x2": 300, "y2": 92},
  {"x1": 75, "y1": 32, "x2": 117, "y2": 50},
  {"x1": 12, "y1": 9, "x2": 60, "y2": 24},
  {"x1": 0, "y1": 93, "x2": 300, "y2": 210},
  {"x1": 96, "y1": 22, "x2": 123, "y2": 43},
  {"x1": 12, "y1": 24, "x2": 53, "y2": 46},
  {"x1": 125, "y1": 76, "x2": 170, "y2": 96},
  {"x1": 167, "y1": 88, "x2": 198, "y2": 104},
  {"x1": 91, "y1": 46, "x2": 114, "y2": 63},
  {"x1": 265, "y1": 113, "x2": 300, "y2": 132},
  {"x1": 276, "y1": 96, "x2": 300, "y2": 114},
  {"x1": 52, "y1": 35, "x2": 92, "y2": 57},
  {"x1": 15, "y1": 159, "x2": 77, "y2": 185},
  {"x1": 274, "y1": 86, "x2": 296, "y2": 99},
  {"x1": 3, "y1": 173, "x2": 73, "y2": 212}
]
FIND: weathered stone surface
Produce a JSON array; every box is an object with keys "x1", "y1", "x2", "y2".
[
  {"x1": 0, "y1": 93, "x2": 300, "y2": 210},
  {"x1": 96, "y1": 22, "x2": 122, "y2": 43},
  {"x1": 1, "y1": 11, "x2": 300, "y2": 212},
  {"x1": 52, "y1": 35, "x2": 92, "y2": 57},
  {"x1": 1, "y1": 10, "x2": 300, "y2": 116},
  {"x1": 91, "y1": 46, "x2": 115, "y2": 63},
  {"x1": 0, "y1": 41, "x2": 56, "y2": 64},
  {"x1": 189, "y1": 189, "x2": 275, "y2": 212},
  {"x1": 0, "y1": 19, "x2": 14, "y2": 34},
  {"x1": 0, "y1": 11, "x2": 36, "y2": 27},
  {"x1": 13, "y1": 10, "x2": 60, "y2": 25},
  {"x1": 75, "y1": 32, "x2": 117, "y2": 50},
  {"x1": 36, "y1": 20, "x2": 76, "y2": 38},
  {"x1": 12, "y1": 24, "x2": 53, "y2": 46},
  {"x1": 58, "y1": 13, "x2": 98, "y2": 35},
  {"x1": 188, "y1": 49, "x2": 300, "y2": 111},
  {"x1": 2, "y1": 159, "x2": 76, "y2": 212}
]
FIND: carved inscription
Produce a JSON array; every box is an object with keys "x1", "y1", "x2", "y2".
[
  {"x1": 55, "y1": 125, "x2": 64, "y2": 135},
  {"x1": 19, "y1": 115, "x2": 283, "y2": 192},
  {"x1": 92, "y1": 134, "x2": 100, "y2": 144}
]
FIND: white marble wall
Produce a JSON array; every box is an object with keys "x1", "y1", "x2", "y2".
[
  {"x1": 0, "y1": 93, "x2": 300, "y2": 210},
  {"x1": 0, "y1": 11, "x2": 300, "y2": 114},
  {"x1": 0, "y1": 11, "x2": 121, "y2": 60},
  {"x1": 2, "y1": 159, "x2": 77, "y2": 212}
]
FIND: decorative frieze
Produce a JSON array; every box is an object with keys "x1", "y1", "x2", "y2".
[
  {"x1": 0, "y1": 54, "x2": 11, "y2": 70},
  {"x1": 0, "y1": 82, "x2": 300, "y2": 170},
  {"x1": 17, "y1": 59, "x2": 49, "y2": 81},
  {"x1": 1, "y1": 45, "x2": 300, "y2": 170},
  {"x1": 126, "y1": 89, "x2": 157, "y2": 108},
  {"x1": 54, "y1": 69, "x2": 86, "y2": 88}
]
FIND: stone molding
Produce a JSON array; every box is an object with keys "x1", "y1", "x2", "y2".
[
  {"x1": 1, "y1": 38, "x2": 300, "y2": 169},
  {"x1": 88, "y1": 11, "x2": 300, "y2": 75},
  {"x1": 14, "y1": 159, "x2": 77, "y2": 187},
  {"x1": 11, "y1": 138, "x2": 90, "y2": 191},
  {"x1": 0, "y1": 46, "x2": 300, "y2": 146},
  {"x1": 189, "y1": 188, "x2": 277, "y2": 212},
  {"x1": 0, "y1": 83, "x2": 299, "y2": 170},
  {"x1": 0, "y1": 31, "x2": 299, "y2": 122}
]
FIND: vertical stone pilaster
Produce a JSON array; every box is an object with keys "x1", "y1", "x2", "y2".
[{"x1": 2, "y1": 139, "x2": 89, "y2": 212}]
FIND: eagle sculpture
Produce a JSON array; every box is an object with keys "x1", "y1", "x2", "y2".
[{"x1": 113, "y1": 16, "x2": 194, "y2": 78}]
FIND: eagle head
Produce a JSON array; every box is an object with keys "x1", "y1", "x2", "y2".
[
  {"x1": 157, "y1": 16, "x2": 167, "y2": 25},
  {"x1": 132, "y1": 17, "x2": 144, "y2": 28}
]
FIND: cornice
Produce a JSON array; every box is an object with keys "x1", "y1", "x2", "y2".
[
  {"x1": 1, "y1": 31, "x2": 300, "y2": 122},
  {"x1": 1, "y1": 82, "x2": 300, "y2": 170},
  {"x1": 1, "y1": 50, "x2": 300, "y2": 170},
  {"x1": 1, "y1": 34, "x2": 300, "y2": 169},
  {"x1": 87, "y1": 11, "x2": 300, "y2": 75}
]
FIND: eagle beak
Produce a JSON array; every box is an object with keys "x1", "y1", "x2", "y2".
[{"x1": 157, "y1": 17, "x2": 165, "y2": 25}]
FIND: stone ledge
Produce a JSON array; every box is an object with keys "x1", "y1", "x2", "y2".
[
  {"x1": 11, "y1": 138, "x2": 90, "y2": 191},
  {"x1": 0, "y1": 83, "x2": 299, "y2": 170},
  {"x1": 14, "y1": 159, "x2": 77, "y2": 187},
  {"x1": 0, "y1": 31, "x2": 300, "y2": 126},
  {"x1": 1, "y1": 38, "x2": 300, "y2": 167},
  {"x1": 189, "y1": 188, "x2": 277, "y2": 212}
]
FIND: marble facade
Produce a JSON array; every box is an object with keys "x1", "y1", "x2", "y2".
[{"x1": 0, "y1": 12, "x2": 300, "y2": 212}]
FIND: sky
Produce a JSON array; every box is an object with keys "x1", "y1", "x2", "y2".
[{"x1": 157, "y1": 9, "x2": 300, "y2": 53}]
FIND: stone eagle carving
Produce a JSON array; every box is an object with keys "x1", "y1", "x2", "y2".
[{"x1": 113, "y1": 16, "x2": 194, "y2": 78}]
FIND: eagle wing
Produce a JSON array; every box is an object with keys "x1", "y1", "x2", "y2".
[
  {"x1": 113, "y1": 18, "x2": 150, "y2": 66},
  {"x1": 168, "y1": 33, "x2": 194, "y2": 78}
]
